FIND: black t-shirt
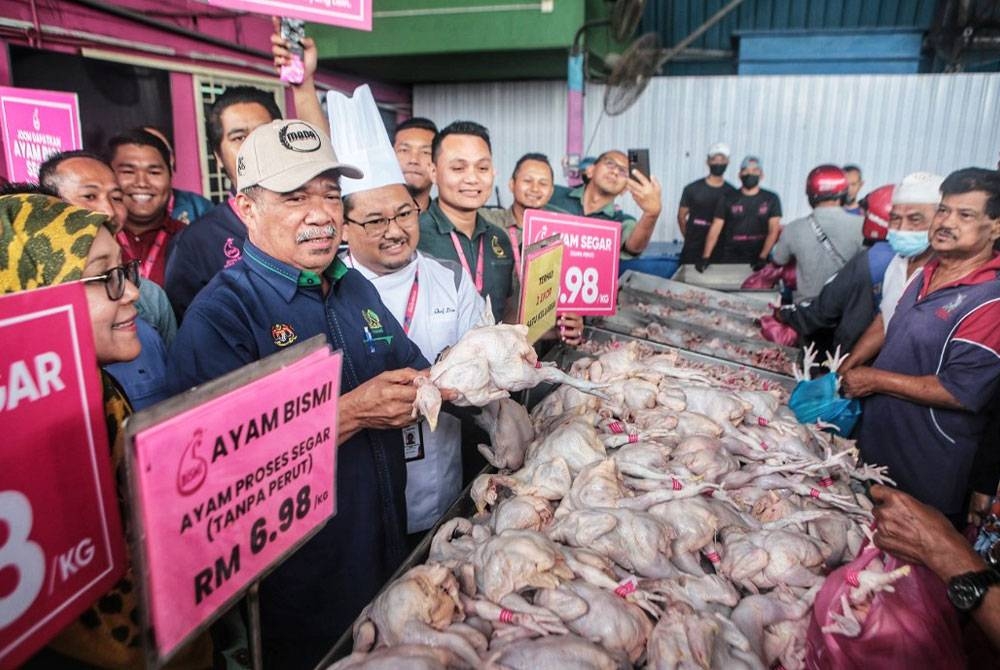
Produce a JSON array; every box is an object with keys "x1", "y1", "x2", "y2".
[
  {"x1": 679, "y1": 178, "x2": 738, "y2": 262},
  {"x1": 712, "y1": 188, "x2": 782, "y2": 262}
]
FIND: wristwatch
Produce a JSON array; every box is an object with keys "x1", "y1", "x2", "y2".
[{"x1": 947, "y1": 568, "x2": 1000, "y2": 612}]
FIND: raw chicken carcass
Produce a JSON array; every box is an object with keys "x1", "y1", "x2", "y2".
[
  {"x1": 475, "y1": 398, "x2": 535, "y2": 470},
  {"x1": 413, "y1": 307, "x2": 607, "y2": 429},
  {"x1": 535, "y1": 580, "x2": 653, "y2": 663},
  {"x1": 350, "y1": 564, "x2": 483, "y2": 667},
  {"x1": 484, "y1": 633, "x2": 628, "y2": 670}
]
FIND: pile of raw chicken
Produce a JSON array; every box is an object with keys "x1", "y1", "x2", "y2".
[{"x1": 335, "y1": 331, "x2": 893, "y2": 669}]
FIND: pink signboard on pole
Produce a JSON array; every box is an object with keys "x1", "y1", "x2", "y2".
[
  {"x1": 206, "y1": 0, "x2": 373, "y2": 31},
  {"x1": 0, "y1": 283, "x2": 126, "y2": 670},
  {"x1": 129, "y1": 345, "x2": 342, "y2": 661},
  {"x1": 0, "y1": 87, "x2": 82, "y2": 183},
  {"x1": 523, "y1": 209, "x2": 621, "y2": 316}
]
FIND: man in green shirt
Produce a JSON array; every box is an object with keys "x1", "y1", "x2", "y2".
[
  {"x1": 417, "y1": 121, "x2": 516, "y2": 323},
  {"x1": 546, "y1": 149, "x2": 662, "y2": 259}
]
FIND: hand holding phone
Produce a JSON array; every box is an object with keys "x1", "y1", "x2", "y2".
[
  {"x1": 279, "y1": 17, "x2": 306, "y2": 85},
  {"x1": 628, "y1": 148, "x2": 650, "y2": 181}
]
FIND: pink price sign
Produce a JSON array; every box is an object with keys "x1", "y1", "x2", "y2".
[
  {"x1": 129, "y1": 346, "x2": 341, "y2": 660},
  {"x1": 206, "y1": 0, "x2": 372, "y2": 30},
  {"x1": 522, "y1": 209, "x2": 621, "y2": 316},
  {"x1": 0, "y1": 87, "x2": 82, "y2": 183},
  {"x1": 0, "y1": 284, "x2": 126, "y2": 670}
]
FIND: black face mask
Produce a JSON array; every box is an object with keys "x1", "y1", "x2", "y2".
[
  {"x1": 740, "y1": 174, "x2": 760, "y2": 189},
  {"x1": 708, "y1": 163, "x2": 728, "y2": 177}
]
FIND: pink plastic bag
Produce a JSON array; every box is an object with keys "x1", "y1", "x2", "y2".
[
  {"x1": 741, "y1": 262, "x2": 784, "y2": 289},
  {"x1": 805, "y1": 545, "x2": 965, "y2": 670},
  {"x1": 782, "y1": 261, "x2": 797, "y2": 290},
  {"x1": 760, "y1": 315, "x2": 799, "y2": 347}
]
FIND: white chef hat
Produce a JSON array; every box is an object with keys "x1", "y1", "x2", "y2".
[
  {"x1": 892, "y1": 171, "x2": 944, "y2": 205},
  {"x1": 325, "y1": 85, "x2": 405, "y2": 197}
]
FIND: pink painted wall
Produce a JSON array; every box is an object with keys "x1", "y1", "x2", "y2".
[
  {"x1": 168, "y1": 71, "x2": 202, "y2": 194},
  {"x1": 0, "y1": 0, "x2": 412, "y2": 191}
]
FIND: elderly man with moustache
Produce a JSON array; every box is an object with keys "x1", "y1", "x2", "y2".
[
  {"x1": 842, "y1": 168, "x2": 1000, "y2": 525},
  {"x1": 168, "y1": 119, "x2": 433, "y2": 668}
]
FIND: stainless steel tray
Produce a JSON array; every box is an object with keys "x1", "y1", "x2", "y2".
[
  {"x1": 620, "y1": 270, "x2": 775, "y2": 315},
  {"x1": 525, "y1": 327, "x2": 795, "y2": 408},
  {"x1": 592, "y1": 306, "x2": 797, "y2": 376}
]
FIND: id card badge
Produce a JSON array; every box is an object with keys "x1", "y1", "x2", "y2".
[{"x1": 403, "y1": 423, "x2": 425, "y2": 461}]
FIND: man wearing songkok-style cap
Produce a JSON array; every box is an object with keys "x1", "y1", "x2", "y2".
[
  {"x1": 878, "y1": 171, "x2": 944, "y2": 330},
  {"x1": 167, "y1": 118, "x2": 430, "y2": 668},
  {"x1": 328, "y1": 85, "x2": 486, "y2": 540},
  {"x1": 701, "y1": 154, "x2": 782, "y2": 271},
  {"x1": 842, "y1": 168, "x2": 1000, "y2": 523}
]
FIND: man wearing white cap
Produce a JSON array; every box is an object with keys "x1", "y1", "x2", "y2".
[
  {"x1": 327, "y1": 85, "x2": 486, "y2": 538},
  {"x1": 676, "y1": 142, "x2": 738, "y2": 264},
  {"x1": 168, "y1": 119, "x2": 431, "y2": 667},
  {"x1": 878, "y1": 171, "x2": 944, "y2": 330},
  {"x1": 842, "y1": 168, "x2": 1000, "y2": 523}
]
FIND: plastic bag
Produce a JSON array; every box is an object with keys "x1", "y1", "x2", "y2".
[
  {"x1": 741, "y1": 262, "x2": 784, "y2": 289},
  {"x1": 788, "y1": 373, "x2": 861, "y2": 435},
  {"x1": 782, "y1": 261, "x2": 797, "y2": 290},
  {"x1": 806, "y1": 545, "x2": 965, "y2": 670},
  {"x1": 760, "y1": 315, "x2": 799, "y2": 347}
]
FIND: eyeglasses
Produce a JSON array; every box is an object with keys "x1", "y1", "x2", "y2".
[
  {"x1": 345, "y1": 206, "x2": 421, "y2": 238},
  {"x1": 599, "y1": 158, "x2": 629, "y2": 177},
  {"x1": 81, "y1": 259, "x2": 141, "y2": 301}
]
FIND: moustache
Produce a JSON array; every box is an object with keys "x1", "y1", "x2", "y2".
[{"x1": 296, "y1": 226, "x2": 336, "y2": 243}]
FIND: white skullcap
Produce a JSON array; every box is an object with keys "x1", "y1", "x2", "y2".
[
  {"x1": 708, "y1": 142, "x2": 730, "y2": 158},
  {"x1": 892, "y1": 171, "x2": 944, "y2": 205},
  {"x1": 326, "y1": 85, "x2": 405, "y2": 197}
]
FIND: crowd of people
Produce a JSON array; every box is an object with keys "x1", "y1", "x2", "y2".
[{"x1": 2, "y1": 23, "x2": 999, "y2": 670}]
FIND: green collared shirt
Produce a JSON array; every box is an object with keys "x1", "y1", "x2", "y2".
[
  {"x1": 546, "y1": 185, "x2": 639, "y2": 259},
  {"x1": 418, "y1": 199, "x2": 516, "y2": 323},
  {"x1": 297, "y1": 257, "x2": 350, "y2": 289}
]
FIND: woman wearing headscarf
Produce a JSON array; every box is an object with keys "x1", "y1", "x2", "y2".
[{"x1": 0, "y1": 193, "x2": 211, "y2": 668}]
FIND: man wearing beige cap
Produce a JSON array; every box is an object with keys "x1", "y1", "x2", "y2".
[
  {"x1": 168, "y1": 119, "x2": 431, "y2": 668},
  {"x1": 676, "y1": 142, "x2": 738, "y2": 264}
]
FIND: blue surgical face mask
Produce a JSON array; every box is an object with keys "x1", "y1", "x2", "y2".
[{"x1": 887, "y1": 229, "x2": 930, "y2": 258}]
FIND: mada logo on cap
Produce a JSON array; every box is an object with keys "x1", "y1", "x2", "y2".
[{"x1": 279, "y1": 122, "x2": 322, "y2": 152}]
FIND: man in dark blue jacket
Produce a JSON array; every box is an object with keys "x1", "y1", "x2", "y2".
[{"x1": 169, "y1": 119, "x2": 430, "y2": 669}]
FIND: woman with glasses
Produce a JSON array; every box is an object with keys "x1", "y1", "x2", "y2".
[{"x1": 0, "y1": 193, "x2": 211, "y2": 668}]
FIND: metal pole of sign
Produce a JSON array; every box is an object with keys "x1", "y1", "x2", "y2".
[{"x1": 246, "y1": 582, "x2": 264, "y2": 670}]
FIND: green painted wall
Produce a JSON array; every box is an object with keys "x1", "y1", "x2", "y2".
[
  {"x1": 311, "y1": 0, "x2": 627, "y2": 83},
  {"x1": 311, "y1": 0, "x2": 586, "y2": 58}
]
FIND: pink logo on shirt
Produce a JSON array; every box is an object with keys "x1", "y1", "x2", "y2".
[{"x1": 223, "y1": 237, "x2": 241, "y2": 268}]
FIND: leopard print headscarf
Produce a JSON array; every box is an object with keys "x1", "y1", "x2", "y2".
[{"x1": 0, "y1": 193, "x2": 112, "y2": 293}]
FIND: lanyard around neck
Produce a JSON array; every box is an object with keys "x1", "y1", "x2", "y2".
[
  {"x1": 401, "y1": 269, "x2": 419, "y2": 334},
  {"x1": 507, "y1": 225, "x2": 522, "y2": 275},
  {"x1": 116, "y1": 228, "x2": 168, "y2": 279},
  {"x1": 450, "y1": 231, "x2": 484, "y2": 293}
]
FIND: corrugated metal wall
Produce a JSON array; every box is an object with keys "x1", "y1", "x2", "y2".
[
  {"x1": 414, "y1": 73, "x2": 1000, "y2": 243},
  {"x1": 642, "y1": 0, "x2": 939, "y2": 75}
]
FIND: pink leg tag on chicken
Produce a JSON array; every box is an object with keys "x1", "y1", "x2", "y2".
[
  {"x1": 671, "y1": 478, "x2": 683, "y2": 491},
  {"x1": 498, "y1": 608, "x2": 515, "y2": 624},
  {"x1": 819, "y1": 477, "x2": 834, "y2": 488},
  {"x1": 614, "y1": 577, "x2": 638, "y2": 598},
  {"x1": 705, "y1": 551, "x2": 721, "y2": 564}
]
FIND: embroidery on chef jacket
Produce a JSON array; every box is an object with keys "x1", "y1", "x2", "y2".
[
  {"x1": 402, "y1": 423, "x2": 425, "y2": 461},
  {"x1": 271, "y1": 323, "x2": 297, "y2": 347},
  {"x1": 361, "y1": 308, "x2": 393, "y2": 352},
  {"x1": 491, "y1": 234, "x2": 506, "y2": 258}
]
